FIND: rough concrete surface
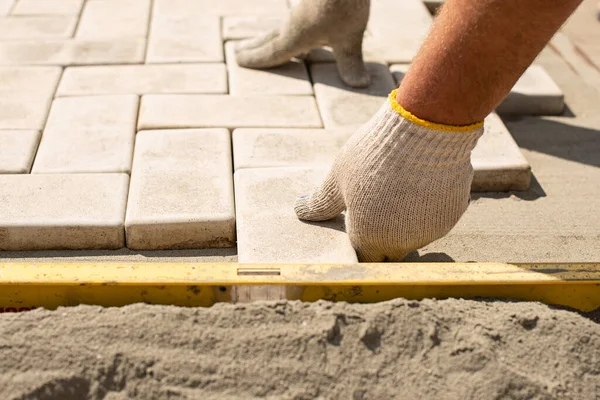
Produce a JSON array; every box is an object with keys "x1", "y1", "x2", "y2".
[{"x1": 0, "y1": 299, "x2": 598, "y2": 399}]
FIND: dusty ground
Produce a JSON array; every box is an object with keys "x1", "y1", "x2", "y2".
[{"x1": 0, "y1": 299, "x2": 599, "y2": 400}]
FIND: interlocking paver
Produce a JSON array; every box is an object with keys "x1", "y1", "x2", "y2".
[
  {"x1": 32, "y1": 95, "x2": 138, "y2": 173},
  {"x1": 234, "y1": 167, "x2": 358, "y2": 262},
  {"x1": 232, "y1": 128, "x2": 353, "y2": 170},
  {"x1": 76, "y1": 0, "x2": 150, "y2": 39},
  {"x1": 0, "y1": 65, "x2": 61, "y2": 92},
  {"x1": 125, "y1": 129, "x2": 235, "y2": 250},
  {"x1": 0, "y1": 16, "x2": 76, "y2": 39},
  {"x1": 222, "y1": 15, "x2": 283, "y2": 40},
  {"x1": 497, "y1": 65, "x2": 565, "y2": 115},
  {"x1": 0, "y1": 173, "x2": 129, "y2": 250},
  {"x1": 0, "y1": 130, "x2": 40, "y2": 173},
  {"x1": 391, "y1": 64, "x2": 565, "y2": 116},
  {"x1": 146, "y1": 15, "x2": 222, "y2": 63},
  {"x1": 472, "y1": 113, "x2": 531, "y2": 191},
  {"x1": 0, "y1": 39, "x2": 145, "y2": 65},
  {"x1": 153, "y1": 0, "x2": 288, "y2": 17},
  {"x1": 138, "y1": 95, "x2": 322, "y2": 130},
  {"x1": 312, "y1": 62, "x2": 396, "y2": 129},
  {"x1": 11, "y1": 0, "x2": 83, "y2": 15},
  {"x1": 57, "y1": 64, "x2": 227, "y2": 96},
  {"x1": 225, "y1": 41, "x2": 312, "y2": 96}
]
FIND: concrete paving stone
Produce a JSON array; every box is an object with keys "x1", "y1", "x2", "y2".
[
  {"x1": 497, "y1": 65, "x2": 565, "y2": 115},
  {"x1": 32, "y1": 95, "x2": 138, "y2": 173},
  {"x1": 0, "y1": 65, "x2": 61, "y2": 92},
  {"x1": 0, "y1": 173, "x2": 129, "y2": 250},
  {"x1": 471, "y1": 113, "x2": 531, "y2": 192},
  {"x1": 57, "y1": 64, "x2": 227, "y2": 96},
  {"x1": 222, "y1": 15, "x2": 283, "y2": 40},
  {"x1": 125, "y1": 129, "x2": 235, "y2": 250},
  {"x1": 232, "y1": 128, "x2": 352, "y2": 170},
  {"x1": 0, "y1": 38, "x2": 145, "y2": 65},
  {"x1": 76, "y1": 0, "x2": 150, "y2": 39},
  {"x1": 234, "y1": 167, "x2": 358, "y2": 263},
  {"x1": 0, "y1": 0, "x2": 14, "y2": 16},
  {"x1": 138, "y1": 95, "x2": 322, "y2": 130},
  {"x1": 312, "y1": 62, "x2": 396, "y2": 129},
  {"x1": 225, "y1": 41, "x2": 312, "y2": 96},
  {"x1": 0, "y1": 130, "x2": 40, "y2": 173},
  {"x1": 153, "y1": 0, "x2": 288, "y2": 17},
  {"x1": 11, "y1": 0, "x2": 84, "y2": 15},
  {"x1": 391, "y1": 64, "x2": 565, "y2": 116},
  {"x1": 0, "y1": 94, "x2": 52, "y2": 129},
  {"x1": 146, "y1": 15, "x2": 222, "y2": 63},
  {"x1": 0, "y1": 16, "x2": 76, "y2": 39}
]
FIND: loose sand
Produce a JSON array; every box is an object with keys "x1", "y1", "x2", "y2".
[{"x1": 0, "y1": 299, "x2": 598, "y2": 400}]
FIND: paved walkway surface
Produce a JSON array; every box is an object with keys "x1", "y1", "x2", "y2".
[{"x1": 0, "y1": 0, "x2": 599, "y2": 263}]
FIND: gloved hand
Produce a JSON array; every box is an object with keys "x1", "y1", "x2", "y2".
[
  {"x1": 235, "y1": 0, "x2": 371, "y2": 88},
  {"x1": 294, "y1": 90, "x2": 484, "y2": 262}
]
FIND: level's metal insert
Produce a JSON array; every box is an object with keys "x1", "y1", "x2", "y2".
[{"x1": 237, "y1": 268, "x2": 281, "y2": 276}]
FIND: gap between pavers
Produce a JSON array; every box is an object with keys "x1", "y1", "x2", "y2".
[
  {"x1": 75, "y1": 0, "x2": 150, "y2": 39},
  {"x1": 390, "y1": 64, "x2": 565, "y2": 116},
  {"x1": 0, "y1": 38, "x2": 145, "y2": 66},
  {"x1": 0, "y1": 16, "x2": 77, "y2": 39},
  {"x1": 138, "y1": 95, "x2": 323, "y2": 130},
  {"x1": 57, "y1": 64, "x2": 228, "y2": 96},
  {"x1": 125, "y1": 129, "x2": 235, "y2": 250},
  {"x1": 235, "y1": 166, "x2": 358, "y2": 263},
  {"x1": 224, "y1": 41, "x2": 313, "y2": 96},
  {"x1": 32, "y1": 95, "x2": 139, "y2": 174},
  {"x1": 0, "y1": 173, "x2": 129, "y2": 250}
]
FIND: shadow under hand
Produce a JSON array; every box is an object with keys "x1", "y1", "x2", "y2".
[
  {"x1": 471, "y1": 174, "x2": 547, "y2": 202},
  {"x1": 403, "y1": 251, "x2": 456, "y2": 262}
]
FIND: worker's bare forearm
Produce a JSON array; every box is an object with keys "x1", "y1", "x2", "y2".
[{"x1": 396, "y1": 0, "x2": 582, "y2": 126}]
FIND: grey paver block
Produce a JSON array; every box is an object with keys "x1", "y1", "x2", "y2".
[
  {"x1": 138, "y1": 94, "x2": 322, "y2": 130},
  {"x1": 232, "y1": 128, "x2": 352, "y2": 170},
  {"x1": 0, "y1": 16, "x2": 76, "y2": 39},
  {"x1": 0, "y1": 173, "x2": 128, "y2": 250},
  {"x1": 57, "y1": 64, "x2": 227, "y2": 96},
  {"x1": 234, "y1": 167, "x2": 358, "y2": 263},
  {"x1": 11, "y1": 0, "x2": 84, "y2": 15},
  {"x1": 125, "y1": 129, "x2": 235, "y2": 250},
  {"x1": 471, "y1": 113, "x2": 531, "y2": 191},
  {"x1": 0, "y1": 0, "x2": 14, "y2": 16},
  {"x1": 154, "y1": 0, "x2": 288, "y2": 17},
  {"x1": 76, "y1": 0, "x2": 150, "y2": 39},
  {"x1": 0, "y1": 130, "x2": 40, "y2": 173},
  {"x1": 497, "y1": 65, "x2": 565, "y2": 115},
  {"x1": 312, "y1": 62, "x2": 396, "y2": 129},
  {"x1": 146, "y1": 15, "x2": 222, "y2": 63},
  {"x1": 0, "y1": 94, "x2": 52, "y2": 129},
  {"x1": 0, "y1": 38, "x2": 145, "y2": 65},
  {"x1": 32, "y1": 95, "x2": 138, "y2": 173},
  {"x1": 222, "y1": 15, "x2": 283, "y2": 40},
  {"x1": 225, "y1": 41, "x2": 312, "y2": 96}
]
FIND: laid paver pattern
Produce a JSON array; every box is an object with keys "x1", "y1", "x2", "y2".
[{"x1": 0, "y1": 0, "x2": 589, "y2": 255}]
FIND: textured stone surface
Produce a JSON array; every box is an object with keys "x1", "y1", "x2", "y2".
[
  {"x1": 146, "y1": 15, "x2": 222, "y2": 63},
  {"x1": 0, "y1": 130, "x2": 40, "y2": 173},
  {"x1": 0, "y1": 173, "x2": 128, "y2": 250},
  {"x1": 153, "y1": 0, "x2": 288, "y2": 17},
  {"x1": 222, "y1": 15, "x2": 282, "y2": 40},
  {"x1": 225, "y1": 41, "x2": 312, "y2": 96},
  {"x1": 125, "y1": 129, "x2": 235, "y2": 250},
  {"x1": 57, "y1": 64, "x2": 227, "y2": 96},
  {"x1": 471, "y1": 113, "x2": 531, "y2": 192},
  {"x1": 0, "y1": 16, "x2": 76, "y2": 39},
  {"x1": 497, "y1": 65, "x2": 565, "y2": 115},
  {"x1": 232, "y1": 128, "x2": 352, "y2": 170},
  {"x1": 76, "y1": 0, "x2": 150, "y2": 39},
  {"x1": 234, "y1": 167, "x2": 358, "y2": 263},
  {"x1": 32, "y1": 95, "x2": 138, "y2": 173},
  {"x1": 138, "y1": 95, "x2": 322, "y2": 130},
  {"x1": 11, "y1": 0, "x2": 83, "y2": 15},
  {"x1": 0, "y1": 39, "x2": 145, "y2": 65},
  {"x1": 0, "y1": 0, "x2": 13, "y2": 16},
  {"x1": 0, "y1": 65, "x2": 61, "y2": 92},
  {"x1": 312, "y1": 62, "x2": 395, "y2": 129}
]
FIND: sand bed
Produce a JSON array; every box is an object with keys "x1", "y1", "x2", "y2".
[{"x1": 0, "y1": 299, "x2": 599, "y2": 399}]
